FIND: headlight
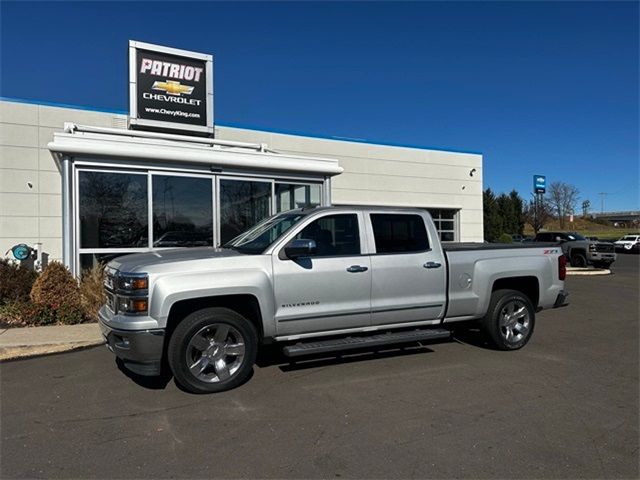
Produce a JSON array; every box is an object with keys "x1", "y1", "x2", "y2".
[
  {"x1": 589, "y1": 244, "x2": 597, "y2": 252},
  {"x1": 117, "y1": 274, "x2": 148, "y2": 291},
  {"x1": 103, "y1": 271, "x2": 149, "y2": 315}
]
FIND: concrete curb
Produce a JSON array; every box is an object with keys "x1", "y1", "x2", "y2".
[
  {"x1": 0, "y1": 323, "x2": 104, "y2": 361},
  {"x1": 566, "y1": 267, "x2": 612, "y2": 276}
]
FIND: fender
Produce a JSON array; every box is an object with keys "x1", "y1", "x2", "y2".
[
  {"x1": 471, "y1": 256, "x2": 547, "y2": 317},
  {"x1": 150, "y1": 268, "x2": 277, "y2": 338}
]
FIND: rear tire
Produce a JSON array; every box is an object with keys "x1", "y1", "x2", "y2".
[
  {"x1": 481, "y1": 289, "x2": 535, "y2": 351},
  {"x1": 571, "y1": 253, "x2": 587, "y2": 268},
  {"x1": 168, "y1": 307, "x2": 258, "y2": 394}
]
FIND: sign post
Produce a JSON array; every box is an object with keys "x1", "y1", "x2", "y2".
[
  {"x1": 129, "y1": 40, "x2": 214, "y2": 136},
  {"x1": 533, "y1": 175, "x2": 546, "y2": 233}
]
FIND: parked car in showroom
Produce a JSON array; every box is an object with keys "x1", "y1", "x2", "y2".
[
  {"x1": 534, "y1": 231, "x2": 616, "y2": 268},
  {"x1": 614, "y1": 234, "x2": 640, "y2": 253}
]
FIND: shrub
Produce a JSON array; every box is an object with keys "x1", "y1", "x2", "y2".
[
  {"x1": 498, "y1": 233, "x2": 513, "y2": 244},
  {"x1": 0, "y1": 259, "x2": 38, "y2": 304},
  {"x1": 30, "y1": 262, "x2": 81, "y2": 309},
  {"x1": 0, "y1": 301, "x2": 56, "y2": 327},
  {"x1": 28, "y1": 262, "x2": 92, "y2": 325},
  {"x1": 56, "y1": 302, "x2": 86, "y2": 325},
  {"x1": 80, "y1": 263, "x2": 106, "y2": 321}
]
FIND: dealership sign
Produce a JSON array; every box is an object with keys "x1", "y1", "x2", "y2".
[
  {"x1": 534, "y1": 175, "x2": 546, "y2": 194},
  {"x1": 129, "y1": 40, "x2": 213, "y2": 135}
]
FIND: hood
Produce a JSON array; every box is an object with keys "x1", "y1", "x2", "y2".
[{"x1": 108, "y1": 247, "x2": 243, "y2": 273}]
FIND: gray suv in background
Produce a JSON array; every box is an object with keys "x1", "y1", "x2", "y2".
[{"x1": 534, "y1": 231, "x2": 616, "y2": 268}]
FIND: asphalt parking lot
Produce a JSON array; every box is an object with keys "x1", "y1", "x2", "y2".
[{"x1": 1, "y1": 254, "x2": 638, "y2": 479}]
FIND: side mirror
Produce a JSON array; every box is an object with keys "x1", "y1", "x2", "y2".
[
  {"x1": 555, "y1": 236, "x2": 565, "y2": 243},
  {"x1": 284, "y1": 239, "x2": 317, "y2": 259}
]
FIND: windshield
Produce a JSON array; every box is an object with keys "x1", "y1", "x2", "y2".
[
  {"x1": 566, "y1": 232, "x2": 586, "y2": 241},
  {"x1": 621, "y1": 236, "x2": 638, "y2": 241},
  {"x1": 224, "y1": 212, "x2": 307, "y2": 254}
]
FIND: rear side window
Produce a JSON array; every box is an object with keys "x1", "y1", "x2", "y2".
[{"x1": 370, "y1": 214, "x2": 429, "y2": 253}]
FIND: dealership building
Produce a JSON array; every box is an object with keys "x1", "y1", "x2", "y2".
[{"x1": 0, "y1": 43, "x2": 483, "y2": 275}]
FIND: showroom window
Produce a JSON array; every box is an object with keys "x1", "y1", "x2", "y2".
[
  {"x1": 76, "y1": 168, "x2": 323, "y2": 272},
  {"x1": 427, "y1": 209, "x2": 458, "y2": 242},
  {"x1": 79, "y1": 171, "x2": 148, "y2": 249},
  {"x1": 219, "y1": 179, "x2": 272, "y2": 244},
  {"x1": 275, "y1": 183, "x2": 321, "y2": 213},
  {"x1": 152, "y1": 175, "x2": 213, "y2": 248}
]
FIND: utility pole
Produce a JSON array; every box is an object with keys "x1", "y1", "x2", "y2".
[{"x1": 598, "y1": 192, "x2": 609, "y2": 214}]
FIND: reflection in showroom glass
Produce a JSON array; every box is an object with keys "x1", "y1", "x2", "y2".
[
  {"x1": 79, "y1": 171, "x2": 148, "y2": 249},
  {"x1": 152, "y1": 175, "x2": 213, "y2": 247},
  {"x1": 220, "y1": 179, "x2": 271, "y2": 244}
]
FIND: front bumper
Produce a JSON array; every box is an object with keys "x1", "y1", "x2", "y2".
[
  {"x1": 553, "y1": 290, "x2": 570, "y2": 308},
  {"x1": 99, "y1": 315, "x2": 165, "y2": 376},
  {"x1": 587, "y1": 252, "x2": 616, "y2": 263}
]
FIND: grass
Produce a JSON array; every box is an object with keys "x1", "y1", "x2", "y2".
[{"x1": 524, "y1": 217, "x2": 638, "y2": 241}]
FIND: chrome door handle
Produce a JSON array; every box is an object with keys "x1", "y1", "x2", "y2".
[
  {"x1": 346, "y1": 265, "x2": 369, "y2": 273},
  {"x1": 423, "y1": 261, "x2": 442, "y2": 269}
]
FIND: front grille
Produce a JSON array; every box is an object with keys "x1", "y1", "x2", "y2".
[
  {"x1": 595, "y1": 244, "x2": 614, "y2": 253},
  {"x1": 104, "y1": 267, "x2": 118, "y2": 313},
  {"x1": 104, "y1": 267, "x2": 117, "y2": 291},
  {"x1": 106, "y1": 291, "x2": 117, "y2": 314}
]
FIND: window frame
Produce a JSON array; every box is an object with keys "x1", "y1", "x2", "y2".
[
  {"x1": 73, "y1": 163, "x2": 324, "y2": 276},
  {"x1": 274, "y1": 211, "x2": 366, "y2": 260},
  {"x1": 427, "y1": 208, "x2": 459, "y2": 243}
]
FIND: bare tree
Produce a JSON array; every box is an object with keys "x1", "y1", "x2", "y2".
[
  {"x1": 546, "y1": 182, "x2": 580, "y2": 229},
  {"x1": 524, "y1": 196, "x2": 552, "y2": 234}
]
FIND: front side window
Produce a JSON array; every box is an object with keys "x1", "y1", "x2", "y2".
[
  {"x1": 370, "y1": 214, "x2": 429, "y2": 253},
  {"x1": 295, "y1": 214, "x2": 360, "y2": 257}
]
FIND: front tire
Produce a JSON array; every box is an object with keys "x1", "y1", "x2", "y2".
[
  {"x1": 571, "y1": 253, "x2": 587, "y2": 268},
  {"x1": 168, "y1": 307, "x2": 258, "y2": 394},
  {"x1": 481, "y1": 289, "x2": 535, "y2": 351}
]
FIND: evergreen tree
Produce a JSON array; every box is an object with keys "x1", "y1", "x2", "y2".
[
  {"x1": 509, "y1": 190, "x2": 525, "y2": 235},
  {"x1": 483, "y1": 188, "x2": 503, "y2": 242}
]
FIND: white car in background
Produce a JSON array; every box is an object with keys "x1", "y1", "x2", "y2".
[{"x1": 614, "y1": 234, "x2": 640, "y2": 253}]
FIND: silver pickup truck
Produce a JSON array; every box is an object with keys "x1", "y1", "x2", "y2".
[{"x1": 99, "y1": 206, "x2": 568, "y2": 393}]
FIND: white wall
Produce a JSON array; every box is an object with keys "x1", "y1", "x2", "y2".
[
  {"x1": 0, "y1": 99, "x2": 483, "y2": 262},
  {"x1": 219, "y1": 127, "x2": 483, "y2": 241}
]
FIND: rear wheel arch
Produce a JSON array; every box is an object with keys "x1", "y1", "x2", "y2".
[{"x1": 491, "y1": 276, "x2": 540, "y2": 309}]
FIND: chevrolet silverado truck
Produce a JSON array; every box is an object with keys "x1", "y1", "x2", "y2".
[
  {"x1": 534, "y1": 231, "x2": 616, "y2": 268},
  {"x1": 99, "y1": 206, "x2": 569, "y2": 393}
]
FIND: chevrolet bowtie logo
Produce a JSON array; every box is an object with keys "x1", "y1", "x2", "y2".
[{"x1": 151, "y1": 80, "x2": 194, "y2": 96}]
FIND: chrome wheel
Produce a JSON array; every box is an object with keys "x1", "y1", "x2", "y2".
[
  {"x1": 185, "y1": 324, "x2": 246, "y2": 383},
  {"x1": 499, "y1": 299, "x2": 530, "y2": 344}
]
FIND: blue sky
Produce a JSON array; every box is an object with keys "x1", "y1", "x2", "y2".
[{"x1": 1, "y1": 1, "x2": 638, "y2": 211}]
